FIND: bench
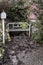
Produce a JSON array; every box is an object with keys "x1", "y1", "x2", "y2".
[{"x1": 7, "y1": 22, "x2": 31, "y2": 37}]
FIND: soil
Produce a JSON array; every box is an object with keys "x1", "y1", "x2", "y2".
[{"x1": 3, "y1": 34, "x2": 43, "y2": 65}]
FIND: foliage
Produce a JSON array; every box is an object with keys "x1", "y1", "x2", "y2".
[
  {"x1": 5, "y1": 0, "x2": 29, "y2": 22},
  {"x1": 21, "y1": 22, "x2": 27, "y2": 29},
  {"x1": 31, "y1": 0, "x2": 43, "y2": 44},
  {"x1": 32, "y1": 21, "x2": 43, "y2": 44},
  {"x1": 0, "y1": 48, "x2": 4, "y2": 58}
]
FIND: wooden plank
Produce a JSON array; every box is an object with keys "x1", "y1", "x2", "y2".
[
  {"x1": 7, "y1": 22, "x2": 29, "y2": 26},
  {"x1": 8, "y1": 29, "x2": 29, "y2": 32}
]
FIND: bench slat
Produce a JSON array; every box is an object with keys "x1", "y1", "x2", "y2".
[{"x1": 9, "y1": 29, "x2": 29, "y2": 32}]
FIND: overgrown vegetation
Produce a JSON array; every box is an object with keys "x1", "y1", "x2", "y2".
[
  {"x1": 0, "y1": 0, "x2": 43, "y2": 44},
  {"x1": 32, "y1": 21, "x2": 43, "y2": 44},
  {"x1": 32, "y1": 0, "x2": 43, "y2": 44},
  {"x1": 5, "y1": 0, "x2": 30, "y2": 22}
]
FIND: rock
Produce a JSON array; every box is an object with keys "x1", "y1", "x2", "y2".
[
  {"x1": 9, "y1": 50, "x2": 15, "y2": 55},
  {"x1": 29, "y1": 41, "x2": 34, "y2": 45},
  {"x1": 9, "y1": 55, "x2": 18, "y2": 65},
  {"x1": 17, "y1": 51, "x2": 25, "y2": 61}
]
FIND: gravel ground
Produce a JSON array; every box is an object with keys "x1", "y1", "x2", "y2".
[{"x1": 3, "y1": 34, "x2": 43, "y2": 65}]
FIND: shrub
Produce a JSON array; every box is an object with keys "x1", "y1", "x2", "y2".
[{"x1": 32, "y1": 21, "x2": 43, "y2": 44}]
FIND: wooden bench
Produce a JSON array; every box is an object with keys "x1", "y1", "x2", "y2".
[{"x1": 7, "y1": 22, "x2": 31, "y2": 37}]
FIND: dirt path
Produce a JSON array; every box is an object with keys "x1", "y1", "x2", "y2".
[{"x1": 3, "y1": 34, "x2": 43, "y2": 65}]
